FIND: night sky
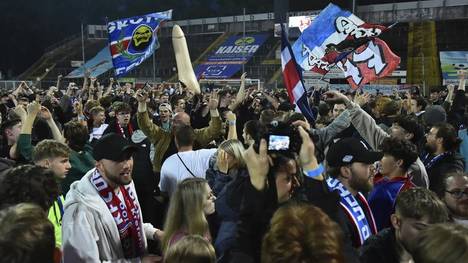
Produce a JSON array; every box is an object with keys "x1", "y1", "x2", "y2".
[{"x1": 0, "y1": 0, "x2": 412, "y2": 78}]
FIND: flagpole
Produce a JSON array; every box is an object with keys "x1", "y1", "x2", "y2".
[
  {"x1": 152, "y1": 52, "x2": 156, "y2": 83},
  {"x1": 81, "y1": 22, "x2": 86, "y2": 66},
  {"x1": 81, "y1": 22, "x2": 87, "y2": 79},
  {"x1": 242, "y1": 7, "x2": 246, "y2": 74}
]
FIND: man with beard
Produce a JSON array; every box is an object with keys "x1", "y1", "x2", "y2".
[
  {"x1": 360, "y1": 188, "x2": 449, "y2": 263},
  {"x1": 326, "y1": 137, "x2": 383, "y2": 248},
  {"x1": 103, "y1": 102, "x2": 134, "y2": 139},
  {"x1": 439, "y1": 173, "x2": 468, "y2": 227},
  {"x1": 62, "y1": 133, "x2": 162, "y2": 262},
  {"x1": 324, "y1": 90, "x2": 429, "y2": 188},
  {"x1": 424, "y1": 123, "x2": 465, "y2": 193}
]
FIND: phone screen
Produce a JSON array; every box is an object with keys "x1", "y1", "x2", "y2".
[{"x1": 268, "y1": 135, "x2": 290, "y2": 151}]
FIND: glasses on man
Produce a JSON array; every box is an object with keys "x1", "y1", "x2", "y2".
[
  {"x1": 117, "y1": 112, "x2": 130, "y2": 116},
  {"x1": 445, "y1": 189, "x2": 468, "y2": 199}
]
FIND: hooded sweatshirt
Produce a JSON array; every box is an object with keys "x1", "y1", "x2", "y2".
[{"x1": 62, "y1": 168, "x2": 156, "y2": 263}]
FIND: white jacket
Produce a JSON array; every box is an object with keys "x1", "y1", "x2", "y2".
[{"x1": 62, "y1": 168, "x2": 155, "y2": 263}]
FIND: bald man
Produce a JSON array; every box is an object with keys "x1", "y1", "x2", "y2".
[{"x1": 136, "y1": 90, "x2": 222, "y2": 174}]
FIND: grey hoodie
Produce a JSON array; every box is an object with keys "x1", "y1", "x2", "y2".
[
  {"x1": 132, "y1": 129, "x2": 156, "y2": 162},
  {"x1": 346, "y1": 101, "x2": 429, "y2": 188},
  {"x1": 62, "y1": 168, "x2": 156, "y2": 263}
]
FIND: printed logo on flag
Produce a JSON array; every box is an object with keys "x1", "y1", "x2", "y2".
[
  {"x1": 292, "y1": 3, "x2": 400, "y2": 89},
  {"x1": 108, "y1": 10, "x2": 172, "y2": 77},
  {"x1": 337, "y1": 38, "x2": 400, "y2": 89},
  {"x1": 130, "y1": 25, "x2": 153, "y2": 52},
  {"x1": 292, "y1": 3, "x2": 386, "y2": 74}
]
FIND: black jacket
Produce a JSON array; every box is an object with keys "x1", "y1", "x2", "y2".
[
  {"x1": 130, "y1": 131, "x2": 162, "y2": 228},
  {"x1": 226, "y1": 174, "x2": 359, "y2": 263},
  {"x1": 227, "y1": 172, "x2": 277, "y2": 263},
  {"x1": 427, "y1": 152, "x2": 465, "y2": 194},
  {"x1": 360, "y1": 228, "x2": 401, "y2": 263},
  {"x1": 103, "y1": 120, "x2": 134, "y2": 139},
  {"x1": 296, "y1": 177, "x2": 360, "y2": 263}
]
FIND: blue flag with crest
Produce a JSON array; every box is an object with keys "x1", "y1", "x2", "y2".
[{"x1": 108, "y1": 10, "x2": 172, "y2": 77}]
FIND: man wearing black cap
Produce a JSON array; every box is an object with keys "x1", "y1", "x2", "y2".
[
  {"x1": 325, "y1": 90, "x2": 429, "y2": 189},
  {"x1": 326, "y1": 137, "x2": 383, "y2": 248},
  {"x1": 62, "y1": 133, "x2": 162, "y2": 262}
]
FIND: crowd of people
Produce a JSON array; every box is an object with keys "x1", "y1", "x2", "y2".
[{"x1": 0, "y1": 69, "x2": 466, "y2": 263}]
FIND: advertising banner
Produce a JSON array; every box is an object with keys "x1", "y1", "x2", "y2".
[
  {"x1": 207, "y1": 34, "x2": 268, "y2": 63},
  {"x1": 195, "y1": 64, "x2": 242, "y2": 79},
  {"x1": 196, "y1": 34, "x2": 268, "y2": 79},
  {"x1": 439, "y1": 51, "x2": 468, "y2": 84}
]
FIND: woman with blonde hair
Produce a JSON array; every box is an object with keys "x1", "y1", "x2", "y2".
[
  {"x1": 164, "y1": 235, "x2": 216, "y2": 263},
  {"x1": 205, "y1": 139, "x2": 252, "y2": 258},
  {"x1": 217, "y1": 139, "x2": 246, "y2": 169},
  {"x1": 162, "y1": 178, "x2": 216, "y2": 253},
  {"x1": 206, "y1": 139, "x2": 246, "y2": 195}
]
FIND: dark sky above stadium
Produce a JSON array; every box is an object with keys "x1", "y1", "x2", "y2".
[{"x1": 1, "y1": 0, "x2": 414, "y2": 78}]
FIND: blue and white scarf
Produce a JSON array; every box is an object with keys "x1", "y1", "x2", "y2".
[
  {"x1": 327, "y1": 177, "x2": 377, "y2": 245},
  {"x1": 423, "y1": 152, "x2": 451, "y2": 170}
]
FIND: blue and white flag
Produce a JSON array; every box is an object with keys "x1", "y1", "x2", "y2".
[{"x1": 108, "y1": 10, "x2": 172, "y2": 77}]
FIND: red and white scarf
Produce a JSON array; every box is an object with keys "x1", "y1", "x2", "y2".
[
  {"x1": 117, "y1": 122, "x2": 133, "y2": 138},
  {"x1": 91, "y1": 170, "x2": 145, "y2": 258}
]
